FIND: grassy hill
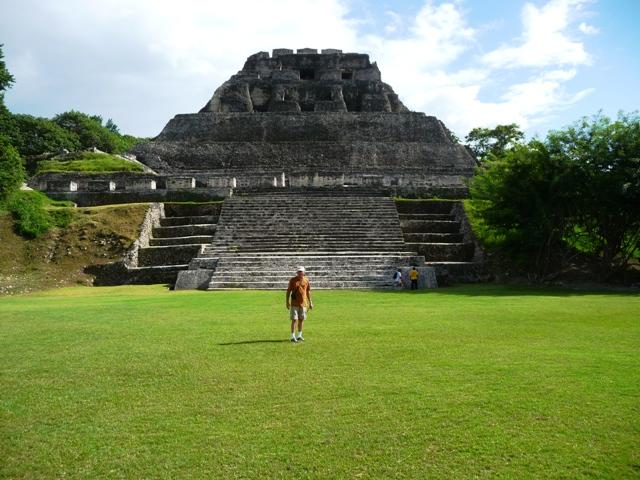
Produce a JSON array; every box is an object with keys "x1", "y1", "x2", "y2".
[
  {"x1": 0, "y1": 204, "x2": 147, "y2": 294},
  {"x1": 1, "y1": 285, "x2": 638, "y2": 478}
]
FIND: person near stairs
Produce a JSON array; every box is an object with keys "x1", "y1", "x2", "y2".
[
  {"x1": 286, "y1": 266, "x2": 313, "y2": 343},
  {"x1": 393, "y1": 268, "x2": 403, "y2": 288},
  {"x1": 410, "y1": 266, "x2": 419, "y2": 290}
]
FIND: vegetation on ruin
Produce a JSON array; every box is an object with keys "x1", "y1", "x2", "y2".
[
  {"x1": 0, "y1": 203, "x2": 147, "y2": 293},
  {"x1": 0, "y1": 135, "x2": 25, "y2": 201},
  {"x1": 1, "y1": 285, "x2": 638, "y2": 478},
  {"x1": 468, "y1": 113, "x2": 640, "y2": 280},
  {"x1": 36, "y1": 151, "x2": 145, "y2": 174},
  {"x1": 0, "y1": 45, "x2": 146, "y2": 176}
]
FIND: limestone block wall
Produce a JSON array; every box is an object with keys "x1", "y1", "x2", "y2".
[
  {"x1": 123, "y1": 203, "x2": 164, "y2": 268},
  {"x1": 153, "y1": 112, "x2": 452, "y2": 144}
]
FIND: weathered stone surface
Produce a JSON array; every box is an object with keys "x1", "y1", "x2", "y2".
[
  {"x1": 199, "y1": 50, "x2": 406, "y2": 114},
  {"x1": 38, "y1": 49, "x2": 477, "y2": 200},
  {"x1": 175, "y1": 269, "x2": 214, "y2": 290}
]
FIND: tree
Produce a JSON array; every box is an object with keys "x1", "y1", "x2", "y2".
[
  {"x1": 0, "y1": 44, "x2": 15, "y2": 103},
  {"x1": 547, "y1": 112, "x2": 640, "y2": 273},
  {"x1": 105, "y1": 118, "x2": 120, "y2": 134},
  {"x1": 469, "y1": 140, "x2": 579, "y2": 278},
  {"x1": 0, "y1": 135, "x2": 25, "y2": 201},
  {"x1": 53, "y1": 110, "x2": 119, "y2": 152},
  {"x1": 9, "y1": 114, "x2": 80, "y2": 157},
  {"x1": 465, "y1": 123, "x2": 525, "y2": 164}
]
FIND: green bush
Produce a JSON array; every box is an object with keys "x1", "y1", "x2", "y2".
[
  {"x1": 0, "y1": 136, "x2": 25, "y2": 201},
  {"x1": 6, "y1": 190, "x2": 52, "y2": 238},
  {"x1": 7, "y1": 114, "x2": 80, "y2": 157}
]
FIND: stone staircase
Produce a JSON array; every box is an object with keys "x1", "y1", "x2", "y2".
[
  {"x1": 180, "y1": 193, "x2": 424, "y2": 289},
  {"x1": 129, "y1": 203, "x2": 220, "y2": 283},
  {"x1": 397, "y1": 200, "x2": 483, "y2": 283}
]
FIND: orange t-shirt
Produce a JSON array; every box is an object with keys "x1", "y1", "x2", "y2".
[{"x1": 287, "y1": 276, "x2": 311, "y2": 307}]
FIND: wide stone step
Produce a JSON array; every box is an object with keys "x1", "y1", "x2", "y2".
[
  {"x1": 125, "y1": 264, "x2": 189, "y2": 285},
  {"x1": 210, "y1": 241, "x2": 407, "y2": 247},
  {"x1": 211, "y1": 247, "x2": 408, "y2": 253},
  {"x1": 210, "y1": 267, "x2": 399, "y2": 275},
  {"x1": 160, "y1": 215, "x2": 218, "y2": 226},
  {"x1": 149, "y1": 235, "x2": 214, "y2": 246},
  {"x1": 395, "y1": 201, "x2": 456, "y2": 214},
  {"x1": 219, "y1": 233, "x2": 404, "y2": 239},
  {"x1": 219, "y1": 217, "x2": 401, "y2": 223},
  {"x1": 400, "y1": 220, "x2": 461, "y2": 233},
  {"x1": 152, "y1": 224, "x2": 217, "y2": 238},
  {"x1": 164, "y1": 203, "x2": 222, "y2": 218},
  {"x1": 220, "y1": 225, "x2": 402, "y2": 232},
  {"x1": 398, "y1": 213, "x2": 454, "y2": 221},
  {"x1": 403, "y1": 233, "x2": 464, "y2": 243},
  {"x1": 406, "y1": 242, "x2": 475, "y2": 262},
  {"x1": 224, "y1": 207, "x2": 398, "y2": 212},
  {"x1": 138, "y1": 245, "x2": 202, "y2": 267},
  {"x1": 211, "y1": 273, "x2": 394, "y2": 282},
  {"x1": 210, "y1": 252, "x2": 421, "y2": 258}
]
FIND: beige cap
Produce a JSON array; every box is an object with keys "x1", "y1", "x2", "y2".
[{"x1": 296, "y1": 266, "x2": 306, "y2": 273}]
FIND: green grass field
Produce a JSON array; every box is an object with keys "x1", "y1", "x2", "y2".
[{"x1": 1, "y1": 285, "x2": 638, "y2": 479}]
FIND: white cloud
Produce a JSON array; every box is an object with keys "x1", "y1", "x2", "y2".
[
  {"x1": 482, "y1": 0, "x2": 591, "y2": 69},
  {"x1": 0, "y1": 0, "x2": 596, "y2": 139},
  {"x1": 579, "y1": 22, "x2": 599, "y2": 35}
]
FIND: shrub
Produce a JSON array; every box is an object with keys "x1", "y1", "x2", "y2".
[
  {"x1": 0, "y1": 136, "x2": 25, "y2": 201},
  {"x1": 6, "y1": 190, "x2": 52, "y2": 238}
]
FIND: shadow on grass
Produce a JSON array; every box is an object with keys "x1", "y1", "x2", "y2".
[{"x1": 218, "y1": 339, "x2": 290, "y2": 346}]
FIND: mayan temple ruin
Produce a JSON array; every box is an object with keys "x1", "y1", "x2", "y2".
[{"x1": 33, "y1": 49, "x2": 481, "y2": 289}]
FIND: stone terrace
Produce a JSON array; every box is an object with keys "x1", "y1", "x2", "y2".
[{"x1": 176, "y1": 192, "x2": 425, "y2": 289}]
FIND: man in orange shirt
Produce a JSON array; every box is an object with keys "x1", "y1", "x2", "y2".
[{"x1": 286, "y1": 266, "x2": 313, "y2": 343}]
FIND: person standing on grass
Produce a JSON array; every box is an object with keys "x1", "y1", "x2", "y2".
[
  {"x1": 410, "y1": 266, "x2": 419, "y2": 290},
  {"x1": 286, "y1": 266, "x2": 313, "y2": 343}
]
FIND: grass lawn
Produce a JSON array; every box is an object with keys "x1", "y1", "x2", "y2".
[{"x1": 1, "y1": 285, "x2": 638, "y2": 478}]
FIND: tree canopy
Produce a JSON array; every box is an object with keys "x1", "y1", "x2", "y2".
[
  {"x1": 469, "y1": 113, "x2": 640, "y2": 279},
  {"x1": 465, "y1": 124, "x2": 525, "y2": 164}
]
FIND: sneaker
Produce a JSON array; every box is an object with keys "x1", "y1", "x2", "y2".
[
  {"x1": 297, "y1": 335, "x2": 304, "y2": 342},
  {"x1": 290, "y1": 337, "x2": 298, "y2": 343}
]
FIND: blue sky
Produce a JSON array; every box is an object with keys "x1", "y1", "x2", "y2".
[{"x1": 1, "y1": 0, "x2": 638, "y2": 139}]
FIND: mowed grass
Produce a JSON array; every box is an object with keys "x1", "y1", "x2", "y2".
[{"x1": 1, "y1": 285, "x2": 638, "y2": 479}]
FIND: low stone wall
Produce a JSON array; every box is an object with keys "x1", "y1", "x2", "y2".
[
  {"x1": 138, "y1": 245, "x2": 202, "y2": 267},
  {"x1": 42, "y1": 189, "x2": 229, "y2": 207},
  {"x1": 451, "y1": 202, "x2": 485, "y2": 263},
  {"x1": 398, "y1": 267, "x2": 437, "y2": 289},
  {"x1": 123, "y1": 203, "x2": 164, "y2": 268}
]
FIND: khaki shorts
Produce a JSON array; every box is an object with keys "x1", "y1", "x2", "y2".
[{"x1": 290, "y1": 305, "x2": 307, "y2": 321}]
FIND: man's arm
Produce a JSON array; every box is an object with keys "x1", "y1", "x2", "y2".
[
  {"x1": 307, "y1": 283, "x2": 313, "y2": 309},
  {"x1": 285, "y1": 283, "x2": 291, "y2": 309}
]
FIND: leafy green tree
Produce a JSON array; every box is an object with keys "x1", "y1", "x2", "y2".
[
  {"x1": 469, "y1": 140, "x2": 579, "y2": 278},
  {"x1": 0, "y1": 44, "x2": 15, "y2": 104},
  {"x1": 547, "y1": 112, "x2": 640, "y2": 272},
  {"x1": 465, "y1": 124, "x2": 525, "y2": 164},
  {"x1": 53, "y1": 110, "x2": 119, "y2": 153},
  {"x1": 0, "y1": 135, "x2": 25, "y2": 201},
  {"x1": 9, "y1": 114, "x2": 80, "y2": 157},
  {"x1": 105, "y1": 118, "x2": 120, "y2": 134}
]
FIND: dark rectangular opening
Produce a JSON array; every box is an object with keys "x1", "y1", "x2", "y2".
[
  {"x1": 300, "y1": 69, "x2": 315, "y2": 80},
  {"x1": 341, "y1": 71, "x2": 353, "y2": 80}
]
